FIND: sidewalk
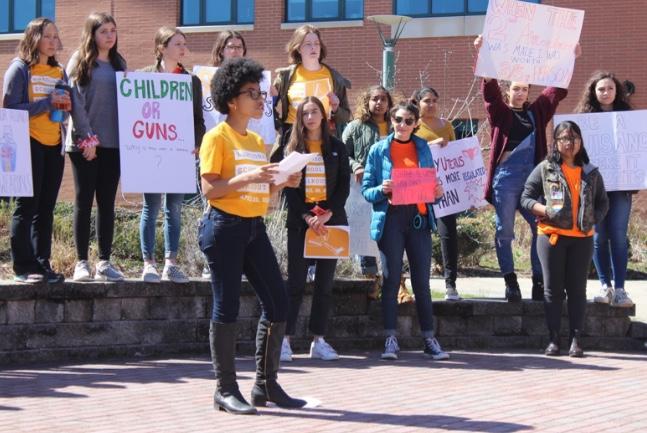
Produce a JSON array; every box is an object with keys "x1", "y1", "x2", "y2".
[{"x1": 2, "y1": 350, "x2": 647, "y2": 433}]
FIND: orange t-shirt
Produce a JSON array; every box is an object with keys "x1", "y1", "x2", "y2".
[
  {"x1": 538, "y1": 163, "x2": 593, "y2": 238},
  {"x1": 390, "y1": 139, "x2": 426, "y2": 215}
]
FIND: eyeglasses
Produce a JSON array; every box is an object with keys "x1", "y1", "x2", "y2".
[
  {"x1": 238, "y1": 89, "x2": 267, "y2": 100},
  {"x1": 392, "y1": 116, "x2": 415, "y2": 126},
  {"x1": 556, "y1": 136, "x2": 581, "y2": 145},
  {"x1": 225, "y1": 44, "x2": 244, "y2": 51}
]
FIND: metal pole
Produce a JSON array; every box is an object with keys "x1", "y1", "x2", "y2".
[{"x1": 383, "y1": 44, "x2": 394, "y2": 90}]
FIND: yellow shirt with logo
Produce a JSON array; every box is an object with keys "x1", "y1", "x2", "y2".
[
  {"x1": 416, "y1": 119, "x2": 456, "y2": 143},
  {"x1": 286, "y1": 65, "x2": 333, "y2": 124},
  {"x1": 28, "y1": 64, "x2": 64, "y2": 145},
  {"x1": 305, "y1": 139, "x2": 327, "y2": 203},
  {"x1": 199, "y1": 122, "x2": 270, "y2": 217}
]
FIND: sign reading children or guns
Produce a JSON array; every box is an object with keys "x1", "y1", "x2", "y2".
[{"x1": 391, "y1": 168, "x2": 437, "y2": 206}]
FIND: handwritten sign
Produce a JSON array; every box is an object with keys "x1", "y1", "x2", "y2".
[
  {"x1": 391, "y1": 168, "x2": 437, "y2": 206},
  {"x1": 430, "y1": 136, "x2": 489, "y2": 218},
  {"x1": 475, "y1": 0, "x2": 584, "y2": 88},
  {"x1": 554, "y1": 111, "x2": 647, "y2": 191},
  {"x1": 304, "y1": 225, "x2": 350, "y2": 259},
  {"x1": 345, "y1": 180, "x2": 380, "y2": 257},
  {"x1": 116, "y1": 72, "x2": 196, "y2": 193},
  {"x1": 0, "y1": 108, "x2": 32, "y2": 197},
  {"x1": 193, "y1": 66, "x2": 276, "y2": 146}
]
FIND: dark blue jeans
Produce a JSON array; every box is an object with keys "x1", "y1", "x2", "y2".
[
  {"x1": 377, "y1": 205, "x2": 435, "y2": 338},
  {"x1": 198, "y1": 207, "x2": 288, "y2": 323}
]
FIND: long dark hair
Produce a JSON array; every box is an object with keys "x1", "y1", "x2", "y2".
[
  {"x1": 285, "y1": 96, "x2": 330, "y2": 157},
  {"x1": 548, "y1": 121, "x2": 590, "y2": 166},
  {"x1": 70, "y1": 12, "x2": 126, "y2": 87},
  {"x1": 499, "y1": 80, "x2": 531, "y2": 110},
  {"x1": 353, "y1": 85, "x2": 393, "y2": 123},
  {"x1": 574, "y1": 71, "x2": 632, "y2": 113},
  {"x1": 17, "y1": 17, "x2": 60, "y2": 67},
  {"x1": 410, "y1": 86, "x2": 439, "y2": 104}
]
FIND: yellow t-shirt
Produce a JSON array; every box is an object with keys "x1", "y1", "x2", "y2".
[
  {"x1": 305, "y1": 139, "x2": 327, "y2": 203},
  {"x1": 416, "y1": 119, "x2": 456, "y2": 143},
  {"x1": 286, "y1": 65, "x2": 333, "y2": 124},
  {"x1": 199, "y1": 122, "x2": 270, "y2": 217},
  {"x1": 377, "y1": 120, "x2": 389, "y2": 139},
  {"x1": 28, "y1": 64, "x2": 64, "y2": 145}
]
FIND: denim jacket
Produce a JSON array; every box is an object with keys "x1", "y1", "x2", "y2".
[
  {"x1": 361, "y1": 133, "x2": 438, "y2": 241},
  {"x1": 520, "y1": 159, "x2": 609, "y2": 233}
]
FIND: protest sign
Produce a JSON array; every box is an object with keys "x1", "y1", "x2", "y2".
[
  {"x1": 304, "y1": 226, "x2": 350, "y2": 259},
  {"x1": 193, "y1": 66, "x2": 276, "y2": 146},
  {"x1": 475, "y1": 0, "x2": 584, "y2": 88},
  {"x1": 391, "y1": 168, "x2": 437, "y2": 206},
  {"x1": 345, "y1": 180, "x2": 380, "y2": 257},
  {"x1": 0, "y1": 108, "x2": 32, "y2": 197},
  {"x1": 554, "y1": 111, "x2": 647, "y2": 191},
  {"x1": 116, "y1": 72, "x2": 197, "y2": 193},
  {"x1": 431, "y1": 136, "x2": 489, "y2": 217}
]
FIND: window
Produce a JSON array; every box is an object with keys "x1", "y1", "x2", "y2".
[
  {"x1": 395, "y1": 0, "x2": 540, "y2": 17},
  {"x1": 181, "y1": 0, "x2": 254, "y2": 26},
  {"x1": 286, "y1": 0, "x2": 363, "y2": 23},
  {"x1": 0, "y1": 0, "x2": 55, "y2": 34}
]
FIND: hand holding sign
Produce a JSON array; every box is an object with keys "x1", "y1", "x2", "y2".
[
  {"x1": 391, "y1": 168, "x2": 438, "y2": 205},
  {"x1": 304, "y1": 226, "x2": 350, "y2": 259}
]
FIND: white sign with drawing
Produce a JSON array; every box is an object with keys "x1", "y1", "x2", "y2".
[{"x1": 0, "y1": 108, "x2": 32, "y2": 197}]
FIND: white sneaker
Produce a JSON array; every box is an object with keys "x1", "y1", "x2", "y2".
[
  {"x1": 611, "y1": 288, "x2": 635, "y2": 308},
  {"x1": 141, "y1": 263, "x2": 161, "y2": 283},
  {"x1": 593, "y1": 284, "x2": 614, "y2": 304},
  {"x1": 73, "y1": 260, "x2": 93, "y2": 282},
  {"x1": 162, "y1": 264, "x2": 190, "y2": 283},
  {"x1": 201, "y1": 265, "x2": 211, "y2": 280},
  {"x1": 306, "y1": 265, "x2": 316, "y2": 283},
  {"x1": 309, "y1": 338, "x2": 339, "y2": 361},
  {"x1": 95, "y1": 261, "x2": 124, "y2": 282},
  {"x1": 381, "y1": 336, "x2": 399, "y2": 360},
  {"x1": 280, "y1": 338, "x2": 293, "y2": 362},
  {"x1": 445, "y1": 286, "x2": 461, "y2": 301}
]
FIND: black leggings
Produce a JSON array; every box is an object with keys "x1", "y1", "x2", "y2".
[
  {"x1": 437, "y1": 213, "x2": 458, "y2": 288},
  {"x1": 69, "y1": 148, "x2": 120, "y2": 261},
  {"x1": 537, "y1": 234, "x2": 593, "y2": 337}
]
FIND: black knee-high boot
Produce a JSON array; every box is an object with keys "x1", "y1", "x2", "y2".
[
  {"x1": 250, "y1": 320, "x2": 306, "y2": 408},
  {"x1": 544, "y1": 301, "x2": 562, "y2": 356},
  {"x1": 210, "y1": 321, "x2": 257, "y2": 415}
]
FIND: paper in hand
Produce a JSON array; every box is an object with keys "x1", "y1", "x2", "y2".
[{"x1": 272, "y1": 151, "x2": 319, "y2": 184}]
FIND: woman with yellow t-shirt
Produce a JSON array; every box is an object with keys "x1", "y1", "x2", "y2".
[
  {"x1": 2, "y1": 18, "x2": 71, "y2": 284},
  {"x1": 199, "y1": 58, "x2": 304, "y2": 415},
  {"x1": 521, "y1": 121, "x2": 608, "y2": 358},
  {"x1": 280, "y1": 96, "x2": 350, "y2": 363},
  {"x1": 411, "y1": 87, "x2": 461, "y2": 302},
  {"x1": 271, "y1": 24, "x2": 351, "y2": 163}
]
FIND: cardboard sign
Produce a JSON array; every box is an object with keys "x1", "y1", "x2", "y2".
[
  {"x1": 475, "y1": 0, "x2": 584, "y2": 88},
  {"x1": 345, "y1": 180, "x2": 380, "y2": 257},
  {"x1": 431, "y1": 136, "x2": 489, "y2": 217},
  {"x1": 116, "y1": 72, "x2": 197, "y2": 193},
  {"x1": 391, "y1": 168, "x2": 437, "y2": 206},
  {"x1": 193, "y1": 66, "x2": 276, "y2": 146},
  {"x1": 304, "y1": 225, "x2": 350, "y2": 259},
  {"x1": 554, "y1": 111, "x2": 647, "y2": 191},
  {"x1": 0, "y1": 108, "x2": 32, "y2": 197}
]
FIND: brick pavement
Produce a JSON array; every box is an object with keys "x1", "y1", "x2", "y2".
[{"x1": 2, "y1": 349, "x2": 647, "y2": 433}]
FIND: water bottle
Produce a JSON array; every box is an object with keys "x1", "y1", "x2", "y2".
[
  {"x1": 0, "y1": 125, "x2": 17, "y2": 173},
  {"x1": 49, "y1": 81, "x2": 72, "y2": 123}
]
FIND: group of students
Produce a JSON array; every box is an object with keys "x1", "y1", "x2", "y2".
[{"x1": 1, "y1": 15, "x2": 638, "y2": 415}]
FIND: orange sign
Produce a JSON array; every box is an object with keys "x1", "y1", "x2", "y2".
[{"x1": 303, "y1": 226, "x2": 350, "y2": 259}]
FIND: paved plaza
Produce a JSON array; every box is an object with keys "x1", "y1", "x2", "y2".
[{"x1": 2, "y1": 348, "x2": 647, "y2": 433}]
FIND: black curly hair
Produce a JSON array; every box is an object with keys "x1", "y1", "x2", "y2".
[{"x1": 210, "y1": 57, "x2": 264, "y2": 114}]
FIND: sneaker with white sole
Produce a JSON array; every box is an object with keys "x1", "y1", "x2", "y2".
[
  {"x1": 14, "y1": 273, "x2": 44, "y2": 284},
  {"x1": 306, "y1": 264, "x2": 316, "y2": 283},
  {"x1": 201, "y1": 265, "x2": 211, "y2": 280},
  {"x1": 280, "y1": 338, "x2": 293, "y2": 362},
  {"x1": 162, "y1": 264, "x2": 189, "y2": 283},
  {"x1": 445, "y1": 286, "x2": 461, "y2": 301},
  {"x1": 423, "y1": 337, "x2": 450, "y2": 360},
  {"x1": 381, "y1": 336, "x2": 399, "y2": 360},
  {"x1": 593, "y1": 284, "x2": 614, "y2": 304},
  {"x1": 309, "y1": 338, "x2": 339, "y2": 361},
  {"x1": 141, "y1": 263, "x2": 161, "y2": 283},
  {"x1": 611, "y1": 288, "x2": 634, "y2": 308},
  {"x1": 95, "y1": 261, "x2": 124, "y2": 282},
  {"x1": 73, "y1": 260, "x2": 93, "y2": 282}
]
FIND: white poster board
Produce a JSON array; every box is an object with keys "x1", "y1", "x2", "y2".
[
  {"x1": 475, "y1": 0, "x2": 584, "y2": 88},
  {"x1": 0, "y1": 108, "x2": 32, "y2": 197},
  {"x1": 116, "y1": 72, "x2": 197, "y2": 193},
  {"x1": 431, "y1": 136, "x2": 488, "y2": 218},
  {"x1": 345, "y1": 180, "x2": 380, "y2": 257},
  {"x1": 554, "y1": 111, "x2": 647, "y2": 191},
  {"x1": 193, "y1": 66, "x2": 276, "y2": 146}
]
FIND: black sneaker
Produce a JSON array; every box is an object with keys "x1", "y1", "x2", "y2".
[
  {"x1": 42, "y1": 269, "x2": 65, "y2": 284},
  {"x1": 14, "y1": 273, "x2": 44, "y2": 284}
]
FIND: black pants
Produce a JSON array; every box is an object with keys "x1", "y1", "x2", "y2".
[
  {"x1": 11, "y1": 139, "x2": 64, "y2": 274},
  {"x1": 537, "y1": 234, "x2": 593, "y2": 336},
  {"x1": 69, "y1": 148, "x2": 120, "y2": 261},
  {"x1": 285, "y1": 227, "x2": 338, "y2": 336},
  {"x1": 437, "y1": 213, "x2": 458, "y2": 288}
]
